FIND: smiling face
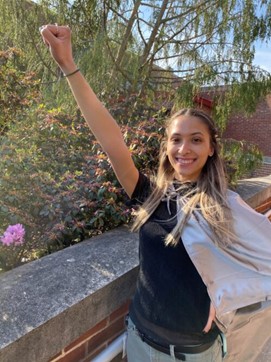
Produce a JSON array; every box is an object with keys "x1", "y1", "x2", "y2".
[{"x1": 166, "y1": 115, "x2": 214, "y2": 182}]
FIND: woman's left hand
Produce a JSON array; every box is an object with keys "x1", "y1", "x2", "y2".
[{"x1": 203, "y1": 302, "x2": 216, "y2": 333}]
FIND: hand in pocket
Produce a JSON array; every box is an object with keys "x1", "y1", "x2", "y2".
[{"x1": 203, "y1": 302, "x2": 216, "y2": 333}]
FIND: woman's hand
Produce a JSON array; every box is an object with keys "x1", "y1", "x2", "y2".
[
  {"x1": 39, "y1": 24, "x2": 77, "y2": 75},
  {"x1": 203, "y1": 302, "x2": 216, "y2": 333}
]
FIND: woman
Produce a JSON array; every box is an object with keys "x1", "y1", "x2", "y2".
[{"x1": 40, "y1": 24, "x2": 271, "y2": 361}]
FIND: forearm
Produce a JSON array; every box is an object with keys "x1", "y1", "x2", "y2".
[
  {"x1": 61, "y1": 63, "x2": 139, "y2": 195},
  {"x1": 64, "y1": 68, "x2": 124, "y2": 153}
]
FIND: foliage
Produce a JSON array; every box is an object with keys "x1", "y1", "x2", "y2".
[
  {"x1": 0, "y1": 48, "x2": 40, "y2": 133},
  {"x1": 212, "y1": 78, "x2": 271, "y2": 131},
  {"x1": 1, "y1": 1, "x2": 271, "y2": 119},
  {"x1": 0, "y1": 0, "x2": 270, "y2": 271},
  {"x1": 0, "y1": 87, "x2": 263, "y2": 271},
  {"x1": 99, "y1": 1, "x2": 271, "y2": 111},
  {"x1": 221, "y1": 138, "x2": 263, "y2": 185},
  {"x1": 0, "y1": 108, "x2": 122, "y2": 258},
  {"x1": 0, "y1": 0, "x2": 57, "y2": 73},
  {"x1": 0, "y1": 99, "x2": 166, "y2": 269}
]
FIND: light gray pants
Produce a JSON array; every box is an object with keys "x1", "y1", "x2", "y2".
[
  {"x1": 126, "y1": 317, "x2": 223, "y2": 362},
  {"x1": 224, "y1": 301, "x2": 271, "y2": 362}
]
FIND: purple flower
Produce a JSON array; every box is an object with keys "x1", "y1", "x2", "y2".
[{"x1": 1, "y1": 224, "x2": 25, "y2": 246}]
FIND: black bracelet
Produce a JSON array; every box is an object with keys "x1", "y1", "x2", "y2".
[{"x1": 63, "y1": 68, "x2": 80, "y2": 77}]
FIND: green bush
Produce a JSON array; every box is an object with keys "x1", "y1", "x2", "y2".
[
  {"x1": 0, "y1": 108, "x2": 122, "y2": 263},
  {"x1": 0, "y1": 48, "x2": 40, "y2": 133},
  {"x1": 221, "y1": 138, "x2": 263, "y2": 185},
  {"x1": 0, "y1": 102, "x2": 166, "y2": 270},
  {"x1": 0, "y1": 94, "x2": 264, "y2": 272},
  {"x1": 0, "y1": 54, "x2": 264, "y2": 272}
]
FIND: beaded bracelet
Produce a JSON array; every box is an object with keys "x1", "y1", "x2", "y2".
[{"x1": 63, "y1": 68, "x2": 80, "y2": 77}]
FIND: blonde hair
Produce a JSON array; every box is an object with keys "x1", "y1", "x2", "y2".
[{"x1": 132, "y1": 108, "x2": 235, "y2": 247}]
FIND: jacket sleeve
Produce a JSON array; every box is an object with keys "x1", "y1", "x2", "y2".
[
  {"x1": 227, "y1": 190, "x2": 271, "y2": 274},
  {"x1": 181, "y1": 190, "x2": 271, "y2": 331}
]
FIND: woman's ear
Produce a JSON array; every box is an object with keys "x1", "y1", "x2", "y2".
[{"x1": 209, "y1": 145, "x2": 214, "y2": 157}]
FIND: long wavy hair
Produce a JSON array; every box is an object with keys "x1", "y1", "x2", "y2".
[{"x1": 132, "y1": 108, "x2": 234, "y2": 247}]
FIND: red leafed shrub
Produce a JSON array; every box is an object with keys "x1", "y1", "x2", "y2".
[
  {"x1": 0, "y1": 102, "x2": 165, "y2": 270},
  {"x1": 0, "y1": 48, "x2": 40, "y2": 134}
]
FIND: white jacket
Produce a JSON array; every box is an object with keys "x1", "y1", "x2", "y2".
[{"x1": 181, "y1": 190, "x2": 271, "y2": 361}]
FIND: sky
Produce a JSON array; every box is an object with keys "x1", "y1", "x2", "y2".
[{"x1": 254, "y1": 41, "x2": 271, "y2": 73}]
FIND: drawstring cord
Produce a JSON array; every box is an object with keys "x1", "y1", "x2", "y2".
[{"x1": 161, "y1": 182, "x2": 195, "y2": 220}]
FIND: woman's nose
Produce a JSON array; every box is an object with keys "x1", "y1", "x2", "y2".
[{"x1": 178, "y1": 141, "x2": 191, "y2": 155}]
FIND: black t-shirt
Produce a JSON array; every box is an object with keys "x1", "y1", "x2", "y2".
[{"x1": 129, "y1": 173, "x2": 219, "y2": 346}]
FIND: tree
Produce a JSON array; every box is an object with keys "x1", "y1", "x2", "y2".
[
  {"x1": 2, "y1": 1, "x2": 271, "y2": 123},
  {"x1": 101, "y1": 0, "x2": 271, "y2": 125},
  {"x1": 0, "y1": 0, "x2": 53, "y2": 71}
]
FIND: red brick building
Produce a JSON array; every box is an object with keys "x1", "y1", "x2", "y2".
[
  {"x1": 224, "y1": 95, "x2": 271, "y2": 177},
  {"x1": 195, "y1": 93, "x2": 271, "y2": 178}
]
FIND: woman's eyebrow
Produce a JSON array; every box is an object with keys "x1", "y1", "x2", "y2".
[{"x1": 170, "y1": 131, "x2": 204, "y2": 137}]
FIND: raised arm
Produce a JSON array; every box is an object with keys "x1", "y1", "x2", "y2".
[{"x1": 40, "y1": 24, "x2": 139, "y2": 197}]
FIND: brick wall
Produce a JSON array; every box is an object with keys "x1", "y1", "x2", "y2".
[
  {"x1": 223, "y1": 95, "x2": 271, "y2": 157},
  {"x1": 255, "y1": 196, "x2": 271, "y2": 221},
  {"x1": 1, "y1": 178, "x2": 270, "y2": 362},
  {"x1": 196, "y1": 94, "x2": 271, "y2": 178},
  {"x1": 255, "y1": 196, "x2": 271, "y2": 213},
  {"x1": 49, "y1": 301, "x2": 130, "y2": 362}
]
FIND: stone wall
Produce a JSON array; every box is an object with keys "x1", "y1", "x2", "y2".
[
  {"x1": 248, "y1": 157, "x2": 271, "y2": 179},
  {"x1": 0, "y1": 226, "x2": 139, "y2": 362},
  {"x1": 0, "y1": 177, "x2": 271, "y2": 362}
]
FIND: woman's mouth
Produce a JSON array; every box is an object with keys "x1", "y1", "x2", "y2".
[{"x1": 175, "y1": 158, "x2": 195, "y2": 165}]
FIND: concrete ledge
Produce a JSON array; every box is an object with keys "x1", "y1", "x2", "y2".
[
  {"x1": 0, "y1": 177, "x2": 271, "y2": 362},
  {"x1": 263, "y1": 156, "x2": 271, "y2": 164},
  {"x1": 0, "y1": 226, "x2": 139, "y2": 362},
  {"x1": 237, "y1": 175, "x2": 271, "y2": 208}
]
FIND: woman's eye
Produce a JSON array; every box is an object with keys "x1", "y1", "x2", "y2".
[
  {"x1": 171, "y1": 138, "x2": 180, "y2": 143},
  {"x1": 193, "y1": 138, "x2": 202, "y2": 143}
]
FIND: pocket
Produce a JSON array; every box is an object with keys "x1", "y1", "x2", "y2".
[
  {"x1": 126, "y1": 316, "x2": 140, "y2": 337},
  {"x1": 213, "y1": 336, "x2": 224, "y2": 362},
  {"x1": 126, "y1": 315, "x2": 135, "y2": 331},
  {"x1": 122, "y1": 332, "x2": 128, "y2": 358}
]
